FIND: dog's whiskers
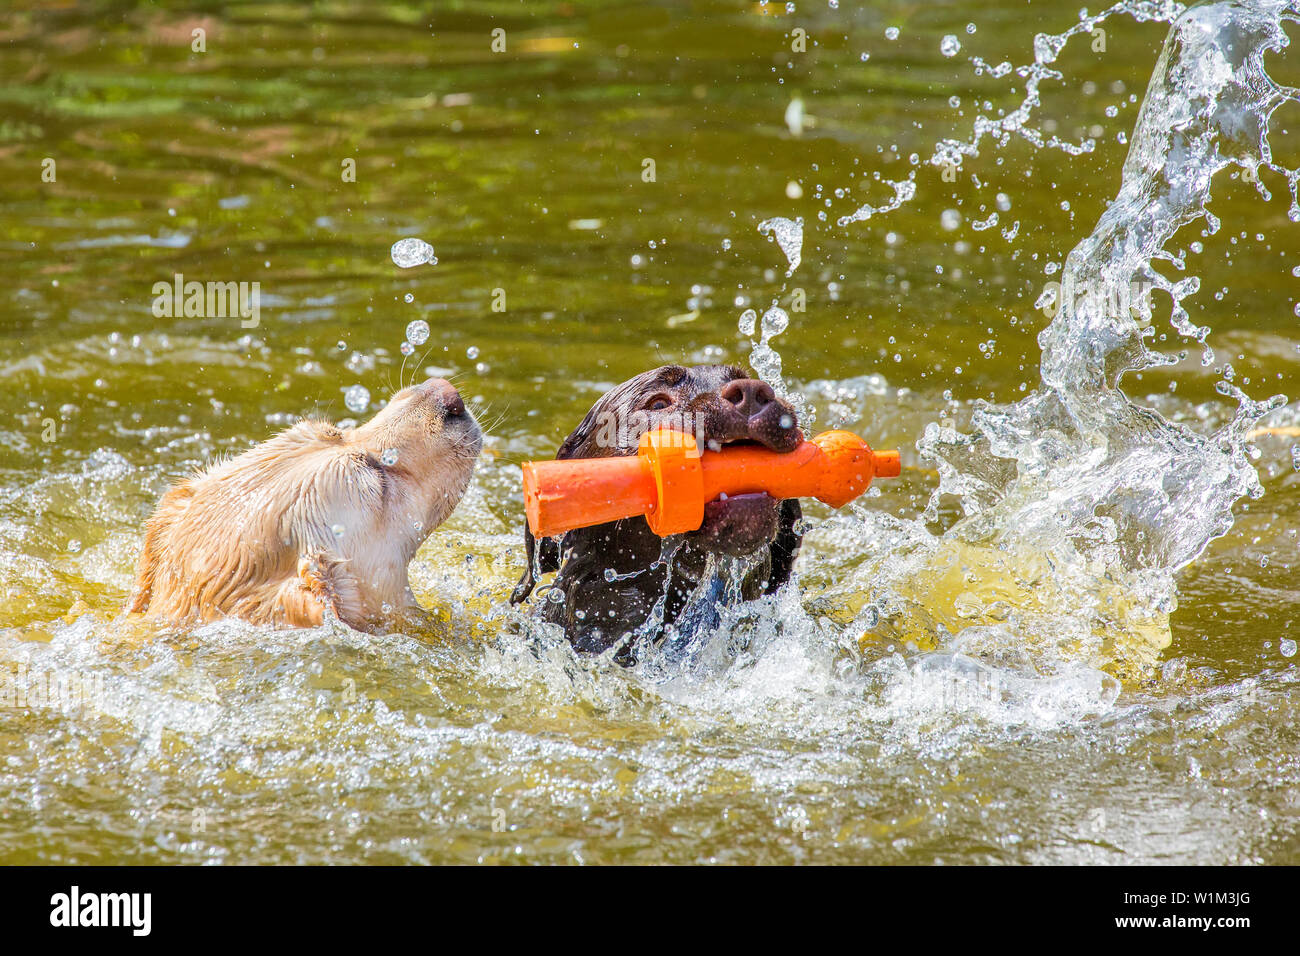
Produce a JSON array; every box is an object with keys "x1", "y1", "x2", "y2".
[
  {"x1": 405, "y1": 342, "x2": 441, "y2": 390},
  {"x1": 397, "y1": 349, "x2": 410, "y2": 395}
]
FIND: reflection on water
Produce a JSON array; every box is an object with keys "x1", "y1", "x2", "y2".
[{"x1": 1, "y1": 1, "x2": 1299, "y2": 864}]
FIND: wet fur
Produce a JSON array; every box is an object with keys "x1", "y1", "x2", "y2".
[{"x1": 129, "y1": 380, "x2": 481, "y2": 630}]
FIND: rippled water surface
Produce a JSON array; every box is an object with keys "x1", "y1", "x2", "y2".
[{"x1": 2, "y1": 0, "x2": 1300, "y2": 864}]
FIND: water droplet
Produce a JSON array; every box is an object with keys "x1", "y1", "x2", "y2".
[
  {"x1": 604, "y1": 568, "x2": 617, "y2": 582},
  {"x1": 761, "y1": 305, "x2": 790, "y2": 339},
  {"x1": 381, "y1": 449, "x2": 399, "y2": 466},
  {"x1": 331, "y1": 523, "x2": 345, "y2": 538},
  {"x1": 400, "y1": 341, "x2": 414, "y2": 355},
  {"x1": 884, "y1": 26, "x2": 899, "y2": 40},
  {"x1": 336, "y1": 340, "x2": 347, "y2": 351},
  {"x1": 757, "y1": 216, "x2": 804, "y2": 275},
  {"x1": 67, "y1": 539, "x2": 81, "y2": 553},
  {"x1": 344, "y1": 384, "x2": 370, "y2": 413},
  {"x1": 940, "y1": 208, "x2": 961, "y2": 231},
  {"x1": 403, "y1": 292, "x2": 414, "y2": 304},
  {"x1": 1282, "y1": 638, "x2": 1297, "y2": 658},
  {"x1": 391, "y1": 237, "x2": 437, "y2": 268},
  {"x1": 405, "y1": 319, "x2": 430, "y2": 345},
  {"x1": 738, "y1": 309, "x2": 758, "y2": 336},
  {"x1": 467, "y1": 345, "x2": 480, "y2": 359},
  {"x1": 940, "y1": 35, "x2": 961, "y2": 57}
]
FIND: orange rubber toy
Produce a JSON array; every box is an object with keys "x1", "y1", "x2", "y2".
[{"x1": 523, "y1": 429, "x2": 901, "y2": 538}]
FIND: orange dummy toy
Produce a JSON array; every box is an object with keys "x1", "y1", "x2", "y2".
[{"x1": 522, "y1": 428, "x2": 901, "y2": 538}]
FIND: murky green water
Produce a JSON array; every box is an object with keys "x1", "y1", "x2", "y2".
[{"x1": 1, "y1": 1, "x2": 1298, "y2": 864}]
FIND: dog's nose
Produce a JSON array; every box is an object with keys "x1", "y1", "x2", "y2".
[
  {"x1": 720, "y1": 378, "x2": 776, "y2": 420},
  {"x1": 420, "y1": 377, "x2": 465, "y2": 417}
]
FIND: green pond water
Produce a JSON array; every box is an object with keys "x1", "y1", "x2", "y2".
[{"x1": 1, "y1": 0, "x2": 1298, "y2": 864}]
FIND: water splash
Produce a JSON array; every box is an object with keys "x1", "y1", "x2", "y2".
[
  {"x1": 739, "y1": 303, "x2": 813, "y2": 425},
  {"x1": 838, "y1": 177, "x2": 916, "y2": 226},
  {"x1": 860, "y1": 0, "x2": 1299, "y2": 677},
  {"x1": 842, "y1": 0, "x2": 1193, "y2": 227},
  {"x1": 757, "y1": 216, "x2": 804, "y2": 275}
]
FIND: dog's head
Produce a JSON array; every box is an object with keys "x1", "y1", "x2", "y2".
[
  {"x1": 349, "y1": 375, "x2": 483, "y2": 538},
  {"x1": 555, "y1": 364, "x2": 802, "y2": 460},
  {"x1": 512, "y1": 364, "x2": 803, "y2": 605}
]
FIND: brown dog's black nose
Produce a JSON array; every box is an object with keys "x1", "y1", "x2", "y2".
[
  {"x1": 420, "y1": 377, "x2": 465, "y2": 417},
  {"x1": 720, "y1": 378, "x2": 776, "y2": 420}
]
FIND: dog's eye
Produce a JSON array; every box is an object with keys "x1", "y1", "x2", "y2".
[{"x1": 642, "y1": 394, "x2": 673, "y2": 411}]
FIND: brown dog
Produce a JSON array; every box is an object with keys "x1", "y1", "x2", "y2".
[
  {"x1": 129, "y1": 377, "x2": 481, "y2": 631},
  {"x1": 511, "y1": 364, "x2": 802, "y2": 657}
]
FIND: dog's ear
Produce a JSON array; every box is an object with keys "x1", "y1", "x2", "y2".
[
  {"x1": 764, "y1": 499, "x2": 803, "y2": 593},
  {"x1": 511, "y1": 523, "x2": 561, "y2": 605},
  {"x1": 557, "y1": 369, "x2": 670, "y2": 460}
]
